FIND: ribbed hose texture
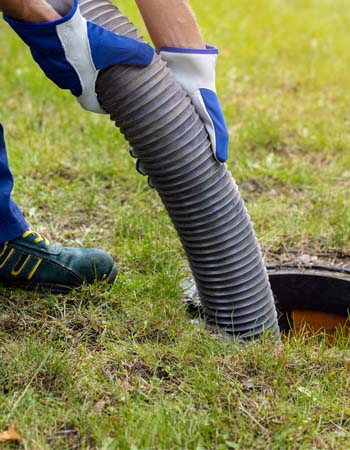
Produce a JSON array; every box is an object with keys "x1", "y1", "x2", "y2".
[{"x1": 79, "y1": 0, "x2": 280, "y2": 340}]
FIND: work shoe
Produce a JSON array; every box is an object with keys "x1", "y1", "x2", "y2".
[{"x1": 0, "y1": 229, "x2": 117, "y2": 293}]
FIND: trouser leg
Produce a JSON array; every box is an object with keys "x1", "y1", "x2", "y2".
[{"x1": 0, "y1": 124, "x2": 28, "y2": 244}]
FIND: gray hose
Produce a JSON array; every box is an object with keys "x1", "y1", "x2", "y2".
[{"x1": 79, "y1": 0, "x2": 280, "y2": 340}]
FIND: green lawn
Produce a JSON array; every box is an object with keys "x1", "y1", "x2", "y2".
[{"x1": 1, "y1": 0, "x2": 350, "y2": 448}]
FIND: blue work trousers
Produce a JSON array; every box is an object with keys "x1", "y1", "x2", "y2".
[{"x1": 0, "y1": 124, "x2": 28, "y2": 244}]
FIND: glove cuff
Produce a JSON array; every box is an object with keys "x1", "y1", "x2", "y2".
[
  {"x1": 3, "y1": 0, "x2": 78, "y2": 29},
  {"x1": 160, "y1": 44, "x2": 218, "y2": 55},
  {"x1": 160, "y1": 44, "x2": 218, "y2": 95}
]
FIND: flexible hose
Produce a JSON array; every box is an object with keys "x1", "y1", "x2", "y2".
[{"x1": 79, "y1": 0, "x2": 280, "y2": 340}]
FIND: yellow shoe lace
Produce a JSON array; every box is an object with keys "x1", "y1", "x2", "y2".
[{"x1": 22, "y1": 229, "x2": 50, "y2": 247}]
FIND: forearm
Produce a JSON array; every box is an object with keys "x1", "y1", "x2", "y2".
[
  {"x1": 0, "y1": 0, "x2": 72, "y2": 22},
  {"x1": 135, "y1": 0, "x2": 205, "y2": 51}
]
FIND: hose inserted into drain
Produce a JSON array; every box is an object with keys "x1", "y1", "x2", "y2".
[{"x1": 79, "y1": 0, "x2": 280, "y2": 339}]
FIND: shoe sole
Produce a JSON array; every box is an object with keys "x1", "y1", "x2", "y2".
[{"x1": 0, "y1": 262, "x2": 118, "y2": 294}]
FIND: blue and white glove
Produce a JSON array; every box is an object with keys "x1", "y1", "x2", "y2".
[
  {"x1": 160, "y1": 45, "x2": 229, "y2": 163},
  {"x1": 3, "y1": 0, "x2": 154, "y2": 113}
]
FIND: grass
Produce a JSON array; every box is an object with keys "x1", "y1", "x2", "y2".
[{"x1": 1, "y1": 0, "x2": 350, "y2": 448}]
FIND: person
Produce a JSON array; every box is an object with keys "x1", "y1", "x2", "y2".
[{"x1": 0, "y1": 0, "x2": 229, "y2": 292}]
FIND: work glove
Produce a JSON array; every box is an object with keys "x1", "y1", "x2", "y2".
[
  {"x1": 134, "y1": 44, "x2": 229, "y2": 185},
  {"x1": 3, "y1": 0, "x2": 154, "y2": 113},
  {"x1": 160, "y1": 45, "x2": 229, "y2": 163}
]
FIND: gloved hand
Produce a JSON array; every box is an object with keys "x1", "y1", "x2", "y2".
[
  {"x1": 160, "y1": 45, "x2": 229, "y2": 163},
  {"x1": 3, "y1": 0, "x2": 154, "y2": 113}
]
